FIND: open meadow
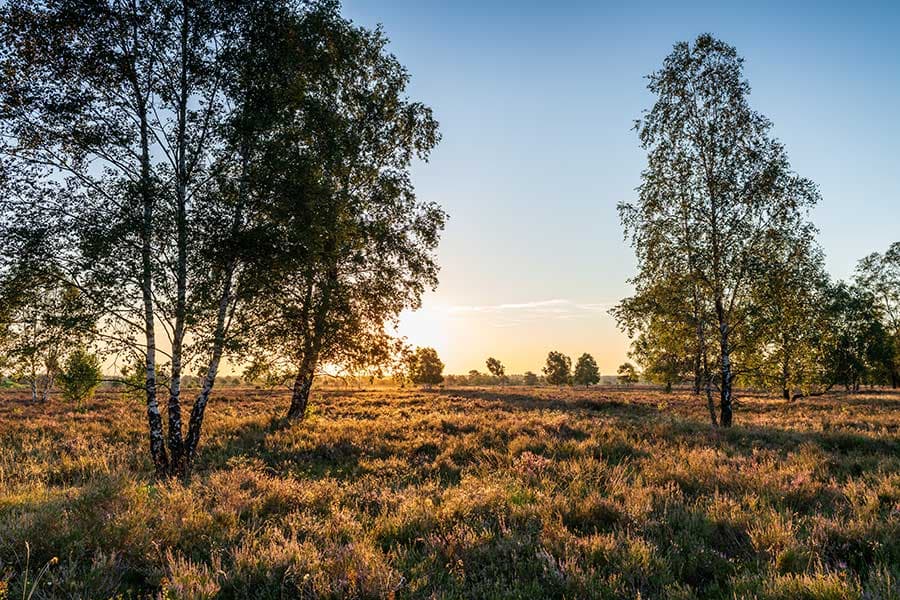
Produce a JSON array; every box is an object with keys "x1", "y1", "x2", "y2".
[{"x1": 1, "y1": 387, "x2": 898, "y2": 599}]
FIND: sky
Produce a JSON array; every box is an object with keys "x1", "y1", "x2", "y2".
[{"x1": 341, "y1": 0, "x2": 900, "y2": 375}]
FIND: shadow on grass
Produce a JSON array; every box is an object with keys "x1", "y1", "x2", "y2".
[
  {"x1": 443, "y1": 387, "x2": 666, "y2": 421},
  {"x1": 195, "y1": 414, "x2": 369, "y2": 481}
]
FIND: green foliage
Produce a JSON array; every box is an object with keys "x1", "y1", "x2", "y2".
[
  {"x1": 617, "y1": 362, "x2": 639, "y2": 385},
  {"x1": 0, "y1": 0, "x2": 445, "y2": 470},
  {"x1": 523, "y1": 371, "x2": 539, "y2": 386},
  {"x1": 0, "y1": 271, "x2": 93, "y2": 401},
  {"x1": 613, "y1": 278, "x2": 699, "y2": 392},
  {"x1": 741, "y1": 231, "x2": 833, "y2": 399},
  {"x1": 823, "y1": 282, "x2": 893, "y2": 391},
  {"x1": 573, "y1": 353, "x2": 600, "y2": 387},
  {"x1": 855, "y1": 242, "x2": 900, "y2": 388},
  {"x1": 117, "y1": 354, "x2": 170, "y2": 403},
  {"x1": 59, "y1": 349, "x2": 102, "y2": 406},
  {"x1": 409, "y1": 347, "x2": 444, "y2": 388},
  {"x1": 543, "y1": 351, "x2": 571, "y2": 385}
]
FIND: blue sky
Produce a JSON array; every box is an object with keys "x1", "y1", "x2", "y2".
[{"x1": 343, "y1": 0, "x2": 900, "y2": 374}]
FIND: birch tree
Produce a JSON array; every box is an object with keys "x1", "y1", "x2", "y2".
[
  {"x1": 0, "y1": 0, "x2": 329, "y2": 475},
  {"x1": 617, "y1": 34, "x2": 819, "y2": 426},
  {"x1": 238, "y1": 5, "x2": 444, "y2": 420}
]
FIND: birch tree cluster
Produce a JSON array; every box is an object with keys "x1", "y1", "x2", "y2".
[
  {"x1": 0, "y1": 0, "x2": 445, "y2": 476},
  {"x1": 615, "y1": 34, "x2": 899, "y2": 427}
]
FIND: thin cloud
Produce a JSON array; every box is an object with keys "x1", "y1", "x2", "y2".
[{"x1": 444, "y1": 299, "x2": 617, "y2": 323}]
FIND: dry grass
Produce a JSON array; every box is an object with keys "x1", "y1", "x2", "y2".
[{"x1": 0, "y1": 385, "x2": 898, "y2": 599}]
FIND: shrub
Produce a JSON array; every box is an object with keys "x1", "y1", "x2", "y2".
[{"x1": 59, "y1": 348, "x2": 102, "y2": 406}]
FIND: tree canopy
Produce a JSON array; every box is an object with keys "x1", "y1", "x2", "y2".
[
  {"x1": 573, "y1": 353, "x2": 600, "y2": 387},
  {"x1": 543, "y1": 351, "x2": 572, "y2": 386}
]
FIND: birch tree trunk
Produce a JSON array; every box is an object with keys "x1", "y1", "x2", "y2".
[
  {"x1": 166, "y1": 0, "x2": 192, "y2": 474},
  {"x1": 178, "y1": 133, "x2": 250, "y2": 477},
  {"x1": 131, "y1": 62, "x2": 168, "y2": 475},
  {"x1": 716, "y1": 298, "x2": 734, "y2": 427},
  {"x1": 181, "y1": 274, "x2": 233, "y2": 476},
  {"x1": 287, "y1": 351, "x2": 318, "y2": 420}
]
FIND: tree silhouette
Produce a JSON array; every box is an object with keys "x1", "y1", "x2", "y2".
[
  {"x1": 543, "y1": 351, "x2": 571, "y2": 386},
  {"x1": 573, "y1": 353, "x2": 600, "y2": 387},
  {"x1": 485, "y1": 357, "x2": 507, "y2": 384},
  {"x1": 410, "y1": 347, "x2": 444, "y2": 389},
  {"x1": 617, "y1": 363, "x2": 639, "y2": 386}
]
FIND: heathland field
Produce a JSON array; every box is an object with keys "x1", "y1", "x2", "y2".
[{"x1": 1, "y1": 387, "x2": 899, "y2": 599}]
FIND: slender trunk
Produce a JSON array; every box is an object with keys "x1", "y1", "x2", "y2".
[
  {"x1": 180, "y1": 229, "x2": 239, "y2": 475},
  {"x1": 716, "y1": 298, "x2": 733, "y2": 428},
  {"x1": 703, "y1": 349, "x2": 718, "y2": 427},
  {"x1": 287, "y1": 353, "x2": 318, "y2": 420},
  {"x1": 179, "y1": 266, "x2": 232, "y2": 476},
  {"x1": 40, "y1": 369, "x2": 54, "y2": 403},
  {"x1": 166, "y1": 0, "x2": 192, "y2": 474},
  {"x1": 286, "y1": 265, "x2": 335, "y2": 421},
  {"x1": 135, "y1": 88, "x2": 167, "y2": 475},
  {"x1": 781, "y1": 333, "x2": 791, "y2": 401},
  {"x1": 781, "y1": 359, "x2": 790, "y2": 400},
  {"x1": 30, "y1": 378, "x2": 37, "y2": 403},
  {"x1": 692, "y1": 355, "x2": 702, "y2": 395},
  {"x1": 178, "y1": 130, "x2": 250, "y2": 477}
]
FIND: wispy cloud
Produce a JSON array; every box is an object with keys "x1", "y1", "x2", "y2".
[{"x1": 441, "y1": 299, "x2": 616, "y2": 326}]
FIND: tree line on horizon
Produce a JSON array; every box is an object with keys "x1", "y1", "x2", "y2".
[
  {"x1": 397, "y1": 350, "x2": 640, "y2": 388},
  {"x1": 613, "y1": 34, "x2": 899, "y2": 428}
]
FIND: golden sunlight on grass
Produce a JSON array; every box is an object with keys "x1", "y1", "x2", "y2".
[{"x1": 1, "y1": 387, "x2": 898, "y2": 599}]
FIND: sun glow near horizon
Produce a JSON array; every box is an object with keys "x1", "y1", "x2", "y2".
[{"x1": 396, "y1": 296, "x2": 631, "y2": 376}]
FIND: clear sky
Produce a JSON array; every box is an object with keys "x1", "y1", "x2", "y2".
[{"x1": 342, "y1": 0, "x2": 900, "y2": 375}]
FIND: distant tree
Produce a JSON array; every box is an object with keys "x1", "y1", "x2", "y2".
[
  {"x1": 485, "y1": 357, "x2": 507, "y2": 384},
  {"x1": 617, "y1": 34, "x2": 820, "y2": 426},
  {"x1": 0, "y1": 269, "x2": 93, "y2": 402},
  {"x1": 855, "y1": 242, "x2": 900, "y2": 388},
  {"x1": 410, "y1": 347, "x2": 444, "y2": 389},
  {"x1": 543, "y1": 351, "x2": 572, "y2": 386},
  {"x1": 523, "y1": 371, "x2": 539, "y2": 386},
  {"x1": 824, "y1": 282, "x2": 892, "y2": 392},
  {"x1": 59, "y1": 349, "x2": 103, "y2": 408},
  {"x1": 573, "y1": 353, "x2": 600, "y2": 387},
  {"x1": 617, "y1": 363, "x2": 639, "y2": 386}
]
